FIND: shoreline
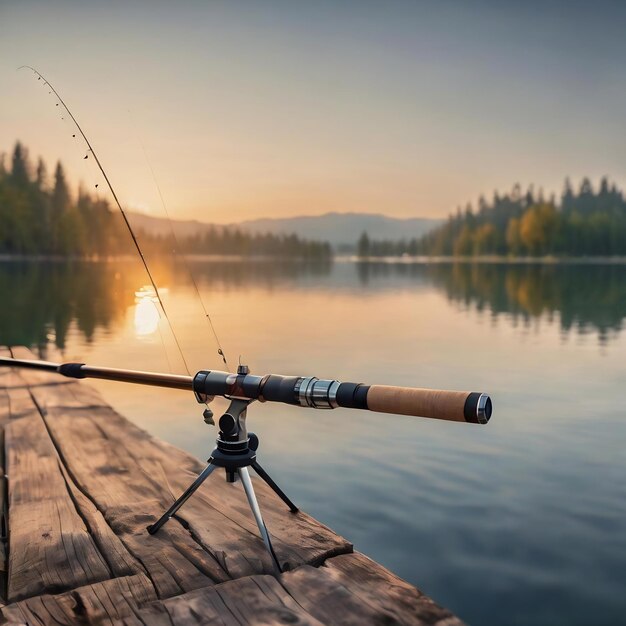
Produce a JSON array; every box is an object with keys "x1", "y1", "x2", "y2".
[
  {"x1": 0, "y1": 253, "x2": 332, "y2": 263},
  {"x1": 341, "y1": 255, "x2": 626, "y2": 265},
  {"x1": 1, "y1": 253, "x2": 626, "y2": 265}
]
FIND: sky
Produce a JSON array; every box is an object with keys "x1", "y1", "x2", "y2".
[{"x1": 1, "y1": 0, "x2": 626, "y2": 223}]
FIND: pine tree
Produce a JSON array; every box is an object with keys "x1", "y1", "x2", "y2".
[
  {"x1": 36, "y1": 158, "x2": 47, "y2": 190},
  {"x1": 10, "y1": 142, "x2": 30, "y2": 187},
  {"x1": 357, "y1": 232, "x2": 370, "y2": 258},
  {"x1": 51, "y1": 161, "x2": 71, "y2": 253}
]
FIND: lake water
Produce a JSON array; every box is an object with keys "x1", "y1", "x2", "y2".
[{"x1": 1, "y1": 258, "x2": 625, "y2": 626}]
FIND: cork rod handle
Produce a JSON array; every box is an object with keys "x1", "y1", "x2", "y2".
[{"x1": 366, "y1": 385, "x2": 491, "y2": 424}]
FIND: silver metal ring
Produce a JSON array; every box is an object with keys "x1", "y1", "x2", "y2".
[
  {"x1": 476, "y1": 393, "x2": 491, "y2": 424},
  {"x1": 309, "y1": 378, "x2": 341, "y2": 409},
  {"x1": 298, "y1": 376, "x2": 317, "y2": 407}
]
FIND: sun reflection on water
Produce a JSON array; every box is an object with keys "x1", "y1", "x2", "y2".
[{"x1": 133, "y1": 286, "x2": 162, "y2": 337}]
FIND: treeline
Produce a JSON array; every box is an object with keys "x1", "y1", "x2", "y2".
[
  {"x1": 146, "y1": 229, "x2": 332, "y2": 260},
  {"x1": 358, "y1": 178, "x2": 626, "y2": 257},
  {"x1": 0, "y1": 142, "x2": 332, "y2": 259},
  {"x1": 0, "y1": 142, "x2": 129, "y2": 255}
]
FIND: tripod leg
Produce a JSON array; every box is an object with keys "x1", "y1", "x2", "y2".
[
  {"x1": 238, "y1": 467, "x2": 282, "y2": 573},
  {"x1": 251, "y1": 461, "x2": 299, "y2": 513},
  {"x1": 147, "y1": 461, "x2": 218, "y2": 535}
]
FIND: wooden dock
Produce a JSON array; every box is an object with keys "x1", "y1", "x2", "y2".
[{"x1": 0, "y1": 346, "x2": 463, "y2": 625}]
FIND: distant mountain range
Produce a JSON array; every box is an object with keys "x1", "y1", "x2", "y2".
[
  {"x1": 234, "y1": 213, "x2": 442, "y2": 248},
  {"x1": 129, "y1": 211, "x2": 441, "y2": 249}
]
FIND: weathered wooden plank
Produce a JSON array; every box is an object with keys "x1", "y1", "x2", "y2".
[
  {"x1": 1, "y1": 573, "x2": 156, "y2": 625},
  {"x1": 33, "y1": 406, "x2": 234, "y2": 596},
  {"x1": 27, "y1": 372, "x2": 352, "y2": 586},
  {"x1": 2, "y1": 554, "x2": 454, "y2": 626},
  {"x1": 2, "y1": 352, "x2": 231, "y2": 597},
  {"x1": 0, "y1": 347, "x2": 462, "y2": 626},
  {"x1": 58, "y1": 462, "x2": 144, "y2": 579},
  {"x1": 41, "y1": 412, "x2": 231, "y2": 596},
  {"x1": 79, "y1": 403, "x2": 347, "y2": 567},
  {"x1": 1, "y1": 558, "x2": 463, "y2": 626},
  {"x1": 280, "y1": 552, "x2": 465, "y2": 626},
  {"x1": 5, "y1": 402, "x2": 112, "y2": 601},
  {"x1": 135, "y1": 556, "x2": 464, "y2": 626},
  {"x1": 1, "y1": 573, "x2": 323, "y2": 626},
  {"x1": 24, "y1": 377, "x2": 109, "y2": 408},
  {"x1": 176, "y1": 464, "x2": 352, "y2": 573},
  {"x1": 135, "y1": 575, "x2": 325, "y2": 626},
  {"x1": 6, "y1": 385, "x2": 40, "y2": 419}
]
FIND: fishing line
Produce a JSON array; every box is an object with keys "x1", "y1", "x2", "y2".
[
  {"x1": 49, "y1": 92, "x2": 176, "y2": 371},
  {"x1": 55, "y1": 102, "x2": 177, "y2": 373},
  {"x1": 19, "y1": 65, "x2": 192, "y2": 375},
  {"x1": 56, "y1": 102, "x2": 176, "y2": 373},
  {"x1": 127, "y1": 111, "x2": 230, "y2": 370}
]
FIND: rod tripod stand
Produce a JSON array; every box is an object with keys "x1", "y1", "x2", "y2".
[{"x1": 146, "y1": 397, "x2": 298, "y2": 573}]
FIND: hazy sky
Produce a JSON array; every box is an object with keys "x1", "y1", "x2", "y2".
[{"x1": 2, "y1": 1, "x2": 626, "y2": 223}]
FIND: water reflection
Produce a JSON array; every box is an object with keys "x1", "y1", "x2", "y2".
[
  {"x1": 185, "y1": 257, "x2": 333, "y2": 289},
  {"x1": 0, "y1": 259, "x2": 334, "y2": 358},
  {"x1": 134, "y1": 286, "x2": 161, "y2": 336},
  {"x1": 356, "y1": 261, "x2": 626, "y2": 343},
  {"x1": 0, "y1": 261, "x2": 135, "y2": 355},
  {"x1": 0, "y1": 259, "x2": 624, "y2": 354}
]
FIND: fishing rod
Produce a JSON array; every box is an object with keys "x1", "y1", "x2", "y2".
[
  {"x1": 0, "y1": 354, "x2": 492, "y2": 573},
  {"x1": 0, "y1": 355, "x2": 492, "y2": 423}
]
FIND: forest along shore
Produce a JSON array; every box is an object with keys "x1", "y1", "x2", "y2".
[{"x1": 0, "y1": 142, "x2": 331, "y2": 261}]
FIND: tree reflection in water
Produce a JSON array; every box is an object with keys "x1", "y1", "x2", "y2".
[
  {"x1": 356, "y1": 261, "x2": 626, "y2": 344},
  {"x1": 0, "y1": 261, "x2": 134, "y2": 355},
  {"x1": 0, "y1": 259, "x2": 624, "y2": 355},
  {"x1": 0, "y1": 259, "x2": 333, "y2": 356}
]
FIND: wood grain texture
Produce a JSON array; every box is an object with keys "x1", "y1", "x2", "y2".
[
  {"x1": 1, "y1": 573, "x2": 156, "y2": 625},
  {"x1": 58, "y1": 462, "x2": 144, "y2": 579},
  {"x1": 134, "y1": 553, "x2": 466, "y2": 626},
  {"x1": 1, "y1": 574, "x2": 323, "y2": 626},
  {"x1": 5, "y1": 405, "x2": 112, "y2": 601},
  {"x1": 28, "y1": 399, "x2": 236, "y2": 597},
  {"x1": 137, "y1": 575, "x2": 325, "y2": 626},
  {"x1": 280, "y1": 552, "x2": 465, "y2": 626}
]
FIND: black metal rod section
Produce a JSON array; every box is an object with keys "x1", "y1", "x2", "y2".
[
  {"x1": 0, "y1": 357, "x2": 193, "y2": 391},
  {"x1": 0, "y1": 357, "x2": 59, "y2": 372},
  {"x1": 0, "y1": 356, "x2": 492, "y2": 424}
]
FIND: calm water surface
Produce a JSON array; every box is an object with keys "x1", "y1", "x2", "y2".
[{"x1": 1, "y1": 259, "x2": 625, "y2": 626}]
